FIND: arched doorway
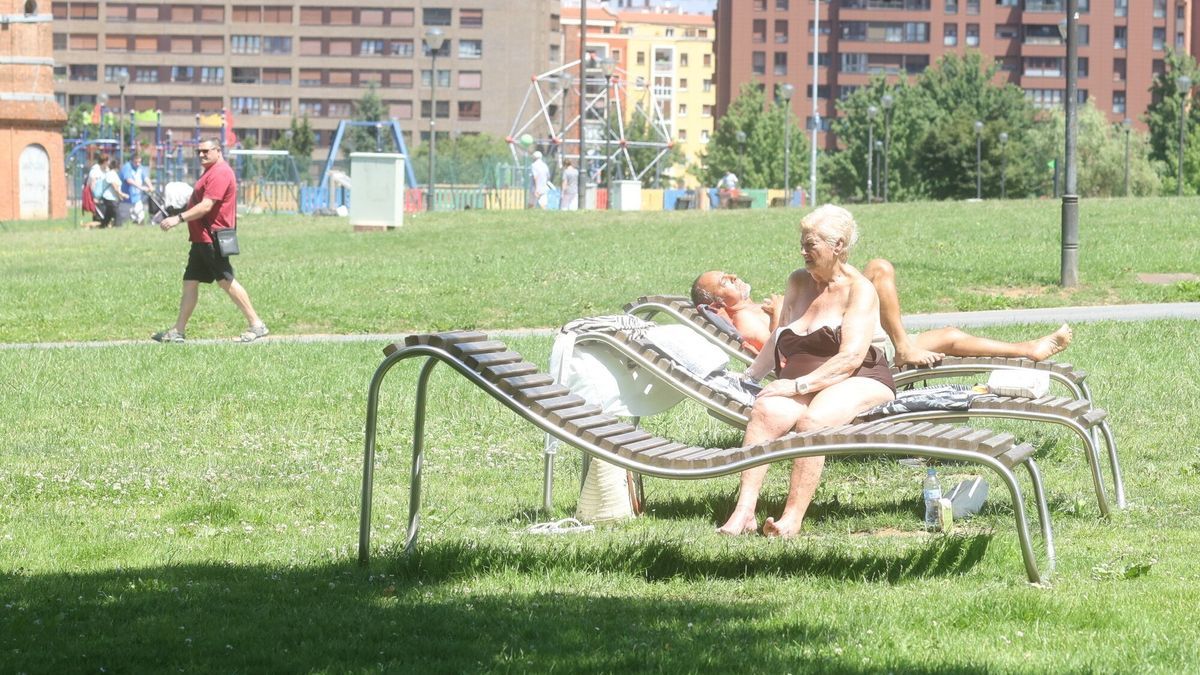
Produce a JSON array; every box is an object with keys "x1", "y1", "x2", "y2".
[{"x1": 19, "y1": 144, "x2": 51, "y2": 219}]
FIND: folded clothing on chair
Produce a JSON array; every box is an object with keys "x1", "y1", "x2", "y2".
[{"x1": 859, "y1": 384, "x2": 983, "y2": 420}]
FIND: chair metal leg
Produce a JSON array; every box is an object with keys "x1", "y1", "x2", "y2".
[
  {"x1": 1097, "y1": 420, "x2": 1126, "y2": 508},
  {"x1": 542, "y1": 438, "x2": 556, "y2": 512},
  {"x1": 359, "y1": 352, "x2": 410, "y2": 565},
  {"x1": 1024, "y1": 459, "x2": 1055, "y2": 576},
  {"x1": 402, "y1": 357, "x2": 439, "y2": 554},
  {"x1": 995, "y1": 465, "x2": 1044, "y2": 584}
]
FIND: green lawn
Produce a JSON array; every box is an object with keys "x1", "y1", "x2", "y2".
[
  {"x1": 2, "y1": 197, "x2": 1198, "y2": 343},
  {"x1": 2, "y1": 201, "x2": 1200, "y2": 671}
]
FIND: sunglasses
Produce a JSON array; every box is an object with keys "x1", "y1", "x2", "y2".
[{"x1": 196, "y1": 148, "x2": 216, "y2": 155}]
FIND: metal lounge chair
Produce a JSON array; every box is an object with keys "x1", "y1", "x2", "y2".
[
  {"x1": 359, "y1": 330, "x2": 1055, "y2": 584},
  {"x1": 624, "y1": 294, "x2": 1126, "y2": 509}
]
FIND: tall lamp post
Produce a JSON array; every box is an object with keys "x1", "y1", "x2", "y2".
[
  {"x1": 874, "y1": 139, "x2": 883, "y2": 193},
  {"x1": 881, "y1": 93, "x2": 893, "y2": 202},
  {"x1": 1177, "y1": 75, "x2": 1191, "y2": 196},
  {"x1": 1058, "y1": 7, "x2": 1080, "y2": 287},
  {"x1": 998, "y1": 131, "x2": 1008, "y2": 199},
  {"x1": 780, "y1": 83, "x2": 794, "y2": 204},
  {"x1": 116, "y1": 70, "x2": 130, "y2": 165},
  {"x1": 558, "y1": 72, "x2": 573, "y2": 168},
  {"x1": 809, "y1": 0, "x2": 821, "y2": 206},
  {"x1": 866, "y1": 105, "x2": 878, "y2": 201},
  {"x1": 423, "y1": 27, "x2": 445, "y2": 212},
  {"x1": 974, "y1": 120, "x2": 983, "y2": 199},
  {"x1": 1123, "y1": 118, "x2": 1132, "y2": 197},
  {"x1": 97, "y1": 93, "x2": 109, "y2": 138},
  {"x1": 600, "y1": 58, "x2": 615, "y2": 192}
]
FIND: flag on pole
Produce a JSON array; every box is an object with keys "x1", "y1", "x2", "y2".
[
  {"x1": 91, "y1": 103, "x2": 102, "y2": 125},
  {"x1": 223, "y1": 108, "x2": 238, "y2": 147}
]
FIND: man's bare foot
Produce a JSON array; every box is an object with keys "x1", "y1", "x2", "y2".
[
  {"x1": 762, "y1": 515, "x2": 803, "y2": 538},
  {"x1": 717, "y1": 512, "x2": 758, "y2": 536},
  {"x1": 1028, "y1": 324, "x2": 1073, "y2": 361},
  {"x1": 893, "y1": 346, "x2": 946, "y2": 369}
]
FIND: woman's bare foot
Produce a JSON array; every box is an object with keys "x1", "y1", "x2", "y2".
[
  {"x1": 717, "y1": 511, "x2": 758, "y2": 536},
  {"x1": 893, "y1": 346, "x2": 946, "y2": 369},
  {"x1": 762, "y1": 515, "x2": 803, "y2": 538},
  {"x1": 1028, "y1": 324, "x2": 1073, "y2": 361}
]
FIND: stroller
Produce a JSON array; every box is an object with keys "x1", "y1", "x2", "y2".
[{"x1": 148, "y1": 182, "x2": 194, "y2": 224}]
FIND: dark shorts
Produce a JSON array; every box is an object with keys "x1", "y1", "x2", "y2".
[{"x1": 183, "y1": 242, "x2": 235, "y2": 284}]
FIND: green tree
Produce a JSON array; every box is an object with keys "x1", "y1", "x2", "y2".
[
  {"x1": 271, "y1": 116, "x2": 316, "y2": 161},
  {"x1": 408, "y1": 132, "x2": 510, "y2": 186},
  {"x1": 1142, "y1": 49, "x2": 1200, "y2": 194},
  {"x1": 342, "y1": 85, "x2": 388, "y2": 156},
  {"x1": 619, "y1": 107, "x2": 684, "y2": 187},
  {"x1": 1024, "y1": 103, "x2": 1161, "y2": 197},
  {"x1": 700, "y1": 82, "x2": 806, "y2": 189}
]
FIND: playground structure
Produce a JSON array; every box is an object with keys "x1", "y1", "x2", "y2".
[
  {"x1": 229, "y1": 149, "x2": 303, "y2": 213},
  {"x1": 507, "y1": 59, "x2": 676, "y2": 187}
]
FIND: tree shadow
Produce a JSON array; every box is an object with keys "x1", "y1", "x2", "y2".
[{"x1": 0, "y1": 559, "x2": 989, "y2": 673}]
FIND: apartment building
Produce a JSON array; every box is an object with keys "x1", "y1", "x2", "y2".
[
  {"x1": 51, "y1": 1, "x2": 562, "y2": 154},
  {"x1": 716, "y1": 0, "x2": 1195, "y2": 149},
  {"x1": 562, "y1": 3, "x2": 716, "y2": 183}
]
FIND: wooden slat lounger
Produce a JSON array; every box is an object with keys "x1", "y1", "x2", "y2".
[
  {"x1": 623, "y1": 294, "x2": 1125, "y2": 509},
  {"x1": 359, "y1": 331, "x2": 1056, "y2": 584}
]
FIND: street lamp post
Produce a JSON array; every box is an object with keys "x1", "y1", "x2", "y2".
[
  {"x1": 735, "y1": 130, "x2": 747, "y2": 181},
  {"x1": 97, "y1": 93, "x2": 109, "y2": 138},
  {"x1": 558, "y1": 72, "x2": 573, "y2": 169},
  {"x1": 424, "y1": 27, "x2": 445, "y2": 212},
  {"x1": 809, "y1": 0, "x2": 821, "y2": 206},
  {"x1": 998, "y1": 131, "x2": 1008, "y2": 199},
  {"x1": 974, "y1": 120, "x2": 983, "y2": 199},
  {"x1": 874, "y1": 139, "x2": 883, "y2": 193},
  {"x1": 116, "y1": 70, "x2": 129, "y2": 165},
  {"x1": 866, "y1": 105, "x2": 878, "y2": 201},
  {"x1": 881, "y1": 93, "x2": 893, "y2": 202},
  {"x1": 780, "y1": 84, "x2": 794, "y2": 204},
  {"x1": 600, "y1": 57, "x2": 615, "y2": 191},
  {"x1": 1058, "y1": 5, "x2": 1080, "y2": 287},
  {"x1": 1177, "y1": 75, "x2": 1191, "y2": 196},
  {"x1": 1123, "y1": 118, "x2": 1132, "y2": 197}
]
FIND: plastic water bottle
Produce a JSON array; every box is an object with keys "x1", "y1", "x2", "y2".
[{"x1": 923, "y1": 467, "x2": 942, "y2": 531}]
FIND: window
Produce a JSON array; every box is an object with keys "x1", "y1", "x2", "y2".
[
  {"x1": 420, "y1": 69, "x2": 451, "y2": 87},
  {"x1": 461, "y1": 8, "x2": 482, "y2": 27},
  {"x1": 421, "y1": 100, "x2": 450, "y2": 118},
  {"x1": 233, "y1": 6, "x2": 261, "y2": 22},
  {"x1": 1153, "y1": 0, "x2": 1166, "y2": 18},
  {"x1": 300, "y1": 38, "x2": 322, "y2": 56},
  {"x1": 198, "y1": 5, "x2": 223, "y2": 22},
  {"x1": 1114, "y1": 26, "x2": 1126, "y2": 49},
  {"x1": 966, "y1": 23, "x2": 979, "y2": 46},
  {"x1": 944, "y1": 23, "x2": 958, "y2": 46},
  {"x1": 704, "y1": 53, "x2": 712, "y2": 67},
  {"x1": 360, "y1": 9, "x2": 384, "y2": 25},
  {"x1": 361, "y1": 39, "x2": 385, "y2": 56},
  {"x1": 1153, "y1": 27, "x2": 1165, "y2": 51},
  {"x1": 263, "y1": 37, "x2": 291, "y2": 54},
  {"x1": 753, "y1": 19, "x2": 767, "y2": 43},
  {"x1": 459, "y1": 39, "x2": 482, "y2": 58},
  {"x1": 329, "y1": 40, "x2": 353, "y2": 57},
  {"x1": 550, "y1": 44, "x2": 560, "y2": 62},
  {"x1": 69, "y1": 3, "x2": 98, "y2": 19},
  {"x1": 264, "y1": 6, "x2": 291, "y2": 23},
  {"x1": 390, "y1": 8, "x2": 414, "y2": 26},
  {"x1": 329, "y1": 8, "x2": 352, "y2": 24},
  {"x1": 458, "y1": 101, "x2": 481, "y2": 120},
  {"x1": 1024, "y1": 87, "x2": 1062, "y2": 109},
  {"x1": 753, "y1": 0, "x2": 766, "y2": 9},
  {"x1": 328, "y1": 101, "x2": 352, "y2": 117},
  {"x1": 391, "y1": 70, "x2": 414, "y2": 88},
  {"x1": 392, "y1": 40, "x2": 414, "y2": 57},
  {"x1": 702, "y1": 104, "x2": 714, "y2": 117},
  {"x1": 678, "y1": 129, "x2": 688, "y2": 141},
  {"x1": 678, "y1": 103, "x2": 688, "y2": 117},
  {"x1": 422, "y1": 41, "x2": 451, "y2": 58},
  {"x1": 679, "y1": 78, "x2": 689, "y2": 90},
  {"x1": 232, "y1": 67, "x2": 260, "y2": 84},
  {"x1": 1178, "y1": 31, "x2": 1186, "y2": 50},
  {"x1": 945, "y1": 0, "x2": 957, "y2": 13},
  {"x1": 299, "y1": 69, "x2": 322, "y2": 86},
  {"x1": 69, "y1": 33, "x2": 99, "y2": 50},
  {"x1": 776, "y1": 0, "x2": 789, "y2": 8},
  {"x1": 423, "y1": 7, "x2": 451, "y2": 25},
  {"x1": 327, "y1": 70, "x2": 352, "y2": 86},
  {"x1": 300, "y1": 7, "x2": 323, "y2": 24},
  {"x1": 133, "y1": 36, "x2": 156, "y2": 53},
  {"x1": 995, "y1": 24, "x2": 1018, "y2": 39},
  {"x1": 200, "y1": 67, "x2": 224, "y2": 84},
  {"x1": 966, "y1": 0, "x2": 979, "y2": 13},
  {"x1": 69, "y1": 64, "x2": 98, "y2": 81},
  {"x1": 105, "y1": 3, "x2": 129, "y2": 22},
  {"x1": 263, "y1": 98, "x2": 291, "y2": 115},
  {"x1": 752, "y1": 51, "x2": 766, "y2": 75},
  {"x1": 231, "y1": 35, "x2": 261, "y2": 54},
  {"x1": 1113, "y1": 58, "x2": 1126, "y2": 81},
  {"x1": 200, "y1": 37, "x2": 223, "y2": 54},
  {"x1": 774, "y1": 52, "x2": 788, "y2": 75},
  {"x1": 298, "y1": 100, "x2": 323, "y2": 116},
  {"x1": 1113, "y1": 91, "x2": 1126, "y2": 114},
  {"x1": 703, "y1": 79, "x2": 713, "y2": 92},
  {"x1": 637, "y1": 51, "x2": 646, "y2": 66},
  {"x1": 775, "y1": 20, "x2": 789, "y2": 43},
  {"x1": 458, "y1": 71, "x2": 482, "y2": 89},
  {"x1": 263, "y1": 68, "x2": 291, "y2": 85},
  {"x1": 133, "y1": 5, "x2": 157, "y2": 21},
  {"x1": 53, "y1": 33, "x2": 66, "y2": 50},
  {"x1": 170, "y1": 66, "x2": 194, "y2": 83},
  {"x1": 389, "y1": 101, "x2": 413, "y2": 119},
  {"x1": 841, "y1": 53, "x2": 866, "y2": 73},
  {"x1": 231, "y1": 97, "x2": 261, "y2": 115},
  {"x1": 1114, "y1": 0, "x2": 1126, "y2": 16},
  {"x1": 700, "y1": 130, "x2": 710, "y2": 143},
  {"x1": 170, "y1": 36, "x2": 193, "y2": 54},
  {"x1": 807, "y1": 52, "x2": 830, "y2": 66}
]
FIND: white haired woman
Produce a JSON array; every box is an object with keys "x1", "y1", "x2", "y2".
[{"x1": 718, "y1": 204, "x2": 896, "y2": 537}]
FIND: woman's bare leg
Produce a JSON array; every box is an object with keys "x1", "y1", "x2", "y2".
[
  {"x1": 863, "y1": 259, "x2": 944, "y2": 368},
  {"x1": 763, "y1": 377, "x2": 895, "y2": 538},
  {"x1": 717, "y1": 395, "x2": 809, "y2": 535},
  {"x1": 914, "y1": 324, "x2": 1073, "y2": 362}
]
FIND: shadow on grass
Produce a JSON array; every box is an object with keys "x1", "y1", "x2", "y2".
[{"x1": 0, "y1": 558, "x2": 988, "y2": 673}]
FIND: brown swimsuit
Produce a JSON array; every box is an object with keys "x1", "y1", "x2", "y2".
[{"x1": 773, "y1": 325, "x2": 896, "y2": 393}]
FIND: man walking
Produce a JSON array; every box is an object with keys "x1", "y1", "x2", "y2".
[
  {"x1": 152, "y1": 138, "x2": 268, "y2": 343},
  {"x1": 529, "y1": 151, "x2": 550, "y2": 209}
]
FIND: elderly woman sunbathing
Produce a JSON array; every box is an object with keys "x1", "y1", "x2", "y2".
[{"x1": 717, "y1": 205, "x2": 898, "y2": 537}]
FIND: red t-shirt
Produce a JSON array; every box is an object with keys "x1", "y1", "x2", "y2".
[{"x1": 187, "y1": 159, "x2": 237, "y2": 243}]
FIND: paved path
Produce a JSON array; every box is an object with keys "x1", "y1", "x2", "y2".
[{"x1": 3, "y1": 302, "x2": 1198, "y2": 350}]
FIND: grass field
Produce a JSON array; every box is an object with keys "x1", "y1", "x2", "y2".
[
  {"x1": 2, "y1": 197, "x2": 1198, "y2": 343},
  {"x1": 2, "y1": 200, "x2": 1200, "y2": 671}
]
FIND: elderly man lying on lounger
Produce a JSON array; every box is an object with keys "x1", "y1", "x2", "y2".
[{"x1": 691, "y1": 259, "x2": 1073, "y2": 368}]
